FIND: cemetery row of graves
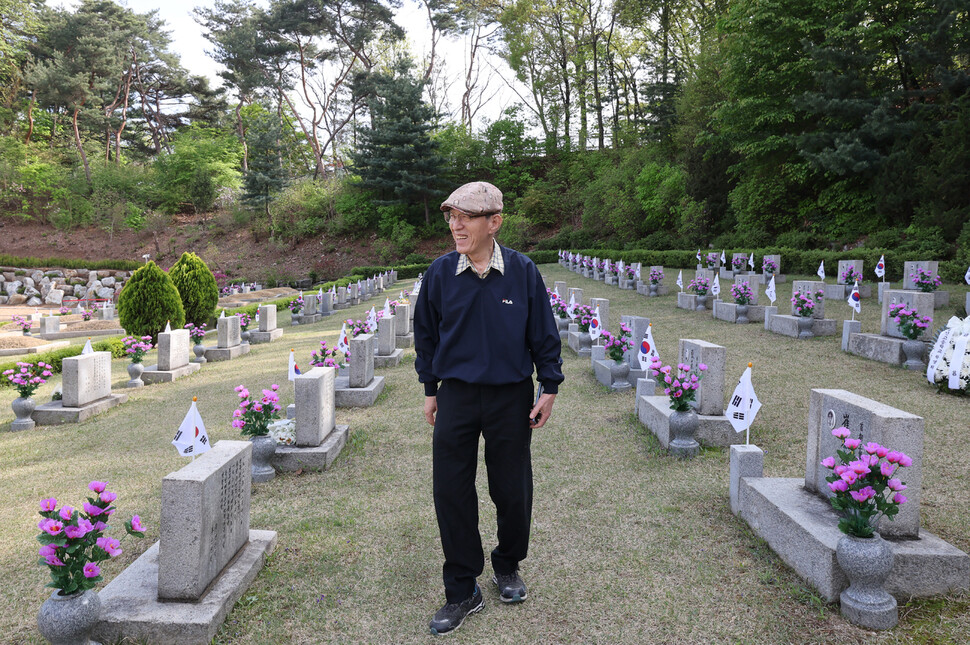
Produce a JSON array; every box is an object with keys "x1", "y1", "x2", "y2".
[{"x1": 3, "y1": 251, "x2": 970, "y2": 642}]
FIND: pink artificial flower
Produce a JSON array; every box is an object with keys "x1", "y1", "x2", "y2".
[
  {"x1": 59, "y1": 506, "x2": 74, "y2": 521},
  {"x1": 850, "y1": 487, "x2": 876, "y2": 502},
  {"x1": 898, "y1": 453, "x2": 913, "y2": 467},
  {"x1": 271, "y1": 384, "x2": 279, "y2": 391},
  {"x1": 828, "y1": 480, "x2": 849, "y2": 493},
  {"x1": 45, "y1": 555, "x2": 66, "y2": 567},
  {"x1": 894, "y1": 493, "x2": 908, "y2": 505},
  {"x1": 887, "y1": 479, "x2": 906, "y2": 492},
  {"x1": 232, "y1": 409, "x2": 242, "y2": 418},
  {"x1": 96, "y1": 536, "x2": 123, "y2": 557},
  {"x1": 821, "y1": 457, "x2": 836, "y2": 469},
  {"x1": 698, "y1": 363, "x2": 708, "y2": 371},
  {"x1": 43, "y1": 520, "x2": 64, "y2": 536},
  {"x1": 844, "y1": 438, "x2": 861, "y2": 450},
  {"x1": 832, "y1": 427, "x2": 851, "y2": 439},
  {"x1": 83, "y1": 562, "x2": 100, "y2": 578},
  {"x1": 93, "y1": 521, "x2": 107, "y2": 532},
  {"x1": 88, "y1": 481, "x2": 108, "y2": 494},
  {"x1": 83, "y1": 502, "x2": 105, "y2": 516},
  {"x1": 100, "y1": 490, "x2": 117, "y2": 504},
  {"x1": 130, "y1": 515, "x2": 145, "y2": 532},
  {"x1": 64, "y1": 523, "x2": 90, "y2": 539},
  {"x1": 863, "y1": 442, "x2": 882, "y2": 455},
  {"x1": 841, "y1": 470, "x2": 858, "y2": 485},
  {"x1": 39, "y1": 544, "x2": 57, "y2": 558},
  {"x1": 849, "y1": 461, "x2": 871, "y2": 475},
  {"x1": 833, "y1": 465, "x2": 847, "y2": 476},
  {"x1": 40, "y1": 498, "x2": 57, "y2": 512}
]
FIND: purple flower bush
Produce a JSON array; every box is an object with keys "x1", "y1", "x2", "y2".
[
  {"x1": 122, "y1": 336, "x2": 154, "y2": 364},
  {"x1": 840, "y1": 267, "x2": 863, "y2": 284},
  {"x1": 309, "y1": 341, "x2": 349, "y2": 369},
  {"x1": 236, "y1": 313, "x2": 252, "y2": 331},
  {"x1": 688, "y1": 277, "x2": 710, "y2": 296},
  {"x1": 573, "y1": 304, "x2": 595, "y2": 332},
  {"x1": 910, "y1": 268, "x2": 942, "y2": 293},
  {"x1": 888, "y1": 304, "x2": 932, "y2": 340},
  {"x1": 12, "y1": 315, "x2": 31, "y2": 331},
  {"x1": 791, "y1": 289, "x2": 824, "y2": 317},
  {"x1": 649, "y1": 268, "x2": 664, "y2": 285},
  {"x1": 4, "y1": 360, "x2": 53, "y2": 398},
  {"x1": 732, "y1": 255, "x2": 747, "y2": 270},
  {"x1": 822, "y1": 426, "x2": 911, "y2": 537},
  {"x1": 649, "y1": 358, "x2": 707, "y2": 412},
  {"x1": 705, "y1": 253, "x2": 719, "y2": 269},
  {"x1": 232, "y1": 383, "x2": 282, "y2": 437},
  {"x1": 80, "y1": 308, "x2": 94, "y2": 321},
  {"x1": 731, "y1": 282, "x2": 753, "y2": 305},
  {"x1": 185, "y1": 322, "x2": 207, "y2": 343},
  {"x1": 601, "y1": 329, "x2": 633, "y2": 363},
  {"x1": 288, "y1": 296, "x2": 304, "y2": 314},
  {"x1": 762, "y1": 258, "x2": 778, "y2": 276},
  {"x1": 36, "y1": 482, "x2": 145, "y2": 595}
]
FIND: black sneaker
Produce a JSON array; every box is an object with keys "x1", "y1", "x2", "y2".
[
  {"x1": 492, "y1": 572, "x2": 528, "y2": 603},
  {"x1": 429, "y1": 585, "x2": 484, "y2": 636}
]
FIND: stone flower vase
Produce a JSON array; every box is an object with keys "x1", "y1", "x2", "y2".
[
  {"x1": 668, "y1": 408, "x2": 700, "y2": 459},
  {"x1": 192, "y1": 343, "x2": 207, "y2": 364},
  {"x1": 902, "y1": 339, "x2": 925, "y2": 370},
  {"x1": 11, "y1": 396, "x2": 36, "y2": 431},
  {"x1": 556, "y1": 317, "x2": 569, "y2": 333},
  {"x1": 291, "y1": 311, "x2": 302, "y2": 326},
  {"x1": 609, "y1": 360, "x2": 632, "y2": 391},
  {"x1": 251, "y1": 434, "x2": 276, "y2": 483},
  {"x1": 577, "y1": 332, "x2": 592, "y2": 355},
  {"x1": 736, "y1": 303, "x2": 749, "y2": 324},
  {"x1": 836, "y1": 533, "x2": 898, "y2": 630},
  {"x1": 797, "y1": 315, "x2": 814, "y2": 339},
  {"x1": 22, "y1": 327, "x2": 31, "y2": 336},
  {"x1": 37, "y1": 588, "x2": 101, "y2": 645},
  {"x1": 241, "y1": 329, "x2": 251, "y2": 345},
  {"x1": 126, "y1": 361, "x2": 144, "y2": 388},
  {"x1": 649, "y1": 283, "x2": 659, "y2": 297},
  {"x1": 695, "y1": 294, "x2": 708, "y2": 311}
]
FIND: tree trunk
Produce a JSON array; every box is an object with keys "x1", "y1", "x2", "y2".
[
  {"x1": 25, "y1": 90, "x2": 35, "y2": 144},
  {"x1": 72, "y1": 107, "x2": 91, "y2": 183}
]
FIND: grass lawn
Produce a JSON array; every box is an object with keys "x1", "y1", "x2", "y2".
[{"x1": 2, "y1": 266, "x2": 969, "y2": 644}]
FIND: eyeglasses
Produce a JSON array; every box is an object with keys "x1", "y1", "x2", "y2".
[{"x1": 443, "y1": 211, "x2": 492, "y2": 225}]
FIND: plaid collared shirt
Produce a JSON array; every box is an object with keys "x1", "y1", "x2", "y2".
[{"x1": 456, "y1": 238, "x2": 505, "y2": 279}]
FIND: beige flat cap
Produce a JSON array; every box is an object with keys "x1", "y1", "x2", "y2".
[{"x1": 440, "y1": 181, "x2": 503, "y2": 215}]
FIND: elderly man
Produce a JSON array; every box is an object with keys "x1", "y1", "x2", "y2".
[{"x1": 413, "y1": 181, "x2": 564, "y2": 635}]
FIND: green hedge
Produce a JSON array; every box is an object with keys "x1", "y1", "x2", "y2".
[
  {"x1": 561, "y1": 247, "x2": 961, "y2": 283},
  {"x1": 0, "y1": 255, "x2": 140, "y2": 271},
  {"x1": 0, "y1": 337, "x2": 125, "y2": 389}
]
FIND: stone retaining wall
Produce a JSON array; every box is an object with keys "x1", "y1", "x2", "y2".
[{"x1": 0, "y1": 267, "x2": 131, "y2": 308}]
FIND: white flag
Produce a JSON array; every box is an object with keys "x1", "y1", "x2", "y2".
[
  {"x1": 711, "y1": 274, "x2": 721, "y2": 297},
  {"x1": 765, "y1": 276, "x2": 777, "y2": 304},
  {"x1": 965, "y1": 265, "x2": 970, "y2": 286},
  {"x1": 847, "y1": 280, "x2": 861, "y2": 314},
  {"x1": 696, "y1": 249, "x2": 702, "y2": 263},
  {"x1": 81, "y1": 339, "x2": 93, "y2": 354},
  {"x1": 172, "y1": 399, "x2": 211, "y2": 457},
  {"x1": 164, "y1": 321, "x2": 171, "y2": 333},
  {"x1": 635, "y1": 263, "x2": 641, "y2": 280},
  {"x1": 727, "y1": 365, "x2": 762, "y2": 436},
  {"x1": 589, "y1": 306, "x2": 603, "y2": 341},
  {"x1": 748, "y1": 253, "x2": 755, "y2": 270},
  {"x1": 676, "y1": 270, "x2": 683, "y2": 291},
  {"x1": 383, "y1": 298, "x2": 391, "y2": 318},
  {"x1": 637, "y1": 324, "x2": 660, "y2": 370},
  {"x1": 720, "y1": 250, "x2": 726, "y2": 265},
  {"x1": 319, "y1": 287, "x2": 324, "y2": 298},
  {"x1": 366, "y1": 306, "x2": 378, "y2": 331},
  {"x1": 875, "y1": 255, "x2": 886, "y2": 279},
  {"x1": 567, "y1": 292, "x2": 578, "y2": 320},
  {"x1": 337, "y1": 323, "x2": 350, "y2": 354},
  {"x1": 817, "y1": 261, "x2": 826, "y2": 280},
  {"x1": 220, "y1": 310, "x2": 226, "y2": 318},
  {"x1": 618, "y1": 260, "x2": 625, "y2": 274},
  {"x1": 288, "y1": 348, "x2": 302, "y2": 381}
]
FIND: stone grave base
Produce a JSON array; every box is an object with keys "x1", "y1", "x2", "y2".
[
  {"x1": 637, "y1": 395, "x2": 736, "y2": 448},
  {"x1": 934, "y1": 290, "x2": 950, "y2": 309},
  {"x1": 638, "y1": 284, "x2": 670, "y2": 296},
  {"x1": 738, "y1": 477, "x2": 969, "y2": 602},
  {"x1": 845, "y1": 333, "x2": 918, "y2": 365},
  {"x1": 719, "y1": 268, "x2": 735, "y2": 280},
  {"x1": 334, "y1": 303, "x2": 349, "y2": 310},
  {"x1": 592, "y1": 359, "x2": 633, "y2": 391},
  {"x1": 0, "y1": 340, "x2": 69, "y2": 357},
  {"x1": 39, "y1": 328, "x2": 122, "y2": 341},
  {"x1": 334, "y1": 375, "x2": 385, "y2": 408},
  {"x1": 373, "y1": 348, "x2": 404, "y2": 368},
  {"x1": 757, "y1": 274, "x2": 787, "y2": 284},
  {"x1": 204, "y1": 344, "x2": 251, "y2": 362},
  {"x1": 141, "y1": 362, "x2": 202, "y2": 385},
  {"x1": 299, "y1": 314, "x2": 322, "y2": 325},
  {"x1": 249, "y1": 328, "x2": 284, "y2": 344},
  {"x1": 272, "y1": 425, "x2": 349, "y2": 472},
  {"x1": 767, "y1": 315, "x2": 837, "y2": 338},
  {"x1": 566, "y1": 331, "x2": 591, "y2": 357},
  {"x1": 714, "y1": 302, "x2": 767, "y2": 324},
  {"x1": 93, "y1": 530, "x2": 278, "y2": 645},
  {"x1": 825, "y1": 283, "x2": 872, "y2": 300},
  {"x1": 676, "y1": 292, "x2": 696, "y2": 310},
  {"x1": 32, "y1": 393, "x2": 128, "y2": 425},
  {"x1": 395, "y1": 334, "x2": 414, "y2": 349}
]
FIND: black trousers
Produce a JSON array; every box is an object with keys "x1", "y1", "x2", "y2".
[{"x1": 433, "y1": 378, "x2": 534, "y2": 602}]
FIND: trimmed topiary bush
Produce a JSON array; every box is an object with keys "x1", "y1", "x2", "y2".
[
  {"x1": 168, "y1": 252, "x2": 219, "y2": 326},
  {"x1": 118, "y1": 261, "x2": 185, "y2": 339}
]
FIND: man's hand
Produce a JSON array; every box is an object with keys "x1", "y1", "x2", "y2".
[
  {"x1": 424, "y1": 395, "x2": 437, "y2": 427},
  {"x1": 529, "y1": 393, "x2": 556, "y2": 429}
]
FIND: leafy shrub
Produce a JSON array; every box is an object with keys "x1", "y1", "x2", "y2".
[
  {"x1": 518, "y1": 180, "x2": 561, "y2": 227},
  {"x1": 168, "y1": 252, "x2": 219, "y2": 326},
  {"x1": 117, "y1": 261, "x2": 185, "y2": 339}
]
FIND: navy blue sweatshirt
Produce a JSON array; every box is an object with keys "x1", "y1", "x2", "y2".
[{"x1": 414, "y1": 245, "x2": 564, "y2": 397}]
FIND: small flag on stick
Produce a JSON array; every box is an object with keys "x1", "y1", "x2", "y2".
[
  {"x1": 727, "y1": 363, "x2": 762, "y2": 444},
  {"x1": 676, "y1": 270, "x2": 683, "y2": 291},
  {"x1": 589, "y1": 306, "x2": 603, "y2": 341},
  {"x1": 172, "y1": 397, "x2": 211, "y2": 458},
  {"x1": 638, "y1": 324, "x2": 660, "y2": 370},
  {"x1": 875, "y1": 255, "x2": 886, "y2": 280},
  {"x1": 765, "y1": 276, "x2": 777, "y2": 304},
  {"x1": 817, "y1": 261, "x2": 826, "y2": 280},
  {"x1": 848, "y1": 280, "x2": 861, "y2": 319},
  {"x1": 288, "y1": 349, "x2": 301, "y2": 381},
  {"x1": 81, "y1": 338, "x2": 93, "y2": 354}
]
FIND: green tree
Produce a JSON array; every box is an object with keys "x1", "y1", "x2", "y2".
[
  {"x1": 350, "y1": 57, "x2": 444, "y2": 224},
  {"x1": 169, "y1": 252, "x2": 220, "y2": 326},
  {"x1": 117, "y1": 261, "x2": 185, "y2": 339},
  {"x1": 152, "y1": 124, "x2": 242, "y2": 214},
  {"x1": 242, "y1": 109, "x2": 287, "y2": 233}
]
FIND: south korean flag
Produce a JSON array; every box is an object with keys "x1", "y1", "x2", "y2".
[
  {"x1": 875, "y1": 255, "x2": 886, "y2": 279},
  {"x1": 567, "y1": 292, "x2": 578, "y2": 320},
  {"x1": 637, "y1": 324, "x2": 660, "y2": 370},
  {"x1": 711, "y1": 274, "x2": 721, "y2": 297},
  {"x1": 727, "y1": 364, "x2": 762, "y2": 440},
  {"x1": 847, "y1": 280, "x2": 861, "y2": 314},
  {"x1": 172, "y1": 398, "x2": 211, "y2": 457},
  {"x1": 676, "y1": 270, "x2": 683, "y2": 291},
  {"x1": 589, "y1": 306, "x2": 603, "y2": 341}
]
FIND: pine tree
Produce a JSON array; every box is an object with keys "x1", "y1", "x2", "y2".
[
  {"x1": 350, "y1": 57, "x2": 444, "y2": 225},
  {"x1": 169, "y1": 252, "x2": 220, "y2": 326},
  {"x1": 242, "y1": 109, "x2": 286, "y2": 230},
  {"x1": 117, "y1": 261, "x2": 185, "y2": 339}
]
